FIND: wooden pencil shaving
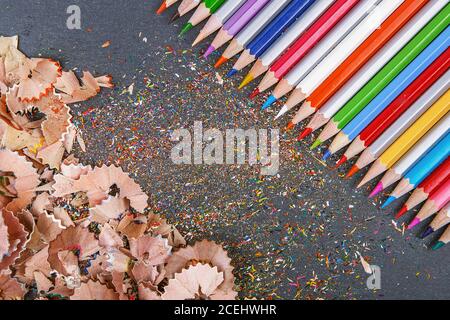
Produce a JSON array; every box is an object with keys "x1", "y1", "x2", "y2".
[
  {"x1": 0, "y1": 35, "x2": 112, "y2": 170},
  {"x1": 0, "y1": 35, "x2": 237, "y2": 300}
]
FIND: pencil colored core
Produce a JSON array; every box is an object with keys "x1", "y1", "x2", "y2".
[
  {"x1": 381, "y1": 196, "x2": 396, "y2": 208},
  {"x1": 249, "y1": 88, "x2": 260, "y2": 99},
  {"x1": 369, "y1": 182, "x2": 383, "y2": 198},
  {"x1": 310, "y1": 139, "x2": 322, "y2": 150},
  {"x1": 239, "y1": 74, "x2": 254, "y2": 89},
  {"x1": 432, "y1": 241, "x2": 445, "y2": 250},
  {"x1": 334, "y1": 155, "x2": 347, "y2": 168},
  {"x1": 156, "y1": 2, "x2": 167, "y2": 14},
  {"x1": 215, "y1": 56, "x2": 229, "y2": 68},
  {"x1": 346, "y1": 165, "x2": 359, "y2": 178},
  {"x1": 262, "y1": 95, "x2": 276, "y2": 110},
  {"x1": 180, "y1": 23, "x2": 193, "y2": 36},
  {"x1": 395, "y1": 205, "x2": 408, "y2": 219}
]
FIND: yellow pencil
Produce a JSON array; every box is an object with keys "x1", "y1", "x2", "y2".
[{"x1": 358, "y1": 90, "x2": 450, "y2": 188}]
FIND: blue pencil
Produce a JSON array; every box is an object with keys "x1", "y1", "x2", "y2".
[
  {"x1": 383, "y1": 133, "x2": 450, "y2": 208},
  {"x1": 324, "y1": 26, "x2": 450, "y2": 160},
  {"x1": 228, "y1": 0, "x2": 316, "y2": 77}
]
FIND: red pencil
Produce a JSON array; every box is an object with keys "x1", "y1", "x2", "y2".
[
  {"x1": 337, "y1": 46, "x2": 450, "y2": 168},
  {"x1": 252, "y1": 0, "x2": 359, "y2": 97},
  {"x1": 396, "y1": 157, "x2": 450, "y2": 219}
]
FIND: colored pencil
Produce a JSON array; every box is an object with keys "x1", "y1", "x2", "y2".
[
  {"x1": 338, "y1": 47, "x2": 450, "y2": 167},
  {"x1": 215, "y1": 0, "x2": 290, "y2": 68},
  {"x1": 171, "y1": 0, "x2": 201, "y2": 22},
  {"x1": 301, "y1": 0, "x2": 448, "y2": 137},
  {"x1": 157, "y1": 0, "x2": 180, "y2": 15},
  {"x1": 350, "y1": 71, "x2": 450, "y2": 178},
  {"x1": 228, "y1": 0, "x2": 316, "y2": 77},
  {"x1": 325, "y1": 30, "x2": 450, "y2": 161},
  {"x1": 374, "y1": 119, "x2": 450, "y2": 200},
  {"x1": 244, "y1": 0, "x2": 353, "y2": 92},
  {"x1": 358, "y1": 89, "x2": 450, "y2": 188},
  {"x1": 292, "y1": 0, "x2": 429, "y2": 130},
  {"x1": 313, "y1": 8, "x2": 450, "y2": 150},
  {"x1": 270, "y1": 0, "x2": 381, "y2": 108},
  {"x1": 193, "y1": 0, "x2": 247, "y2": 46},
  {"x1": 398, "y1": 157, "x2": 450, "y2": 218},
  {"x1": 180, "y1": 0, "x2": 226, "y2": 36},
  {"x1": 240, "y1": 0, "x2": 336, "y2": 90},
  {"x1": 275, "y1": 0, "x2": 403, "y2": 116},
  {"x1": 204, "y1": 0, "x2": 271, "y2": 58},
  {"x1": 433, "y1": 224, "x2": 450, "y2": 250},
  {"x1": 408, "y1": 178, "x2": 450, "y2": 230},
  {"x1": 382, "y1": 131, "x2": 450, "y2": 207},
  {"x1": 421, "y1": 203, "x2": 450, "y2": 239}
]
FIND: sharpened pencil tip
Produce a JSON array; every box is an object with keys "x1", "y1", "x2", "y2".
[
  {"x1": 156, "y1": 2, "x2": 167, "y2": 14},
  {"x1": 346, "y1": 165, "x2": 359, "y2": 179},
  {"x1": 432, "y1": 241, "x2": 445, "y2": 250},
  {"x1": 262, "y1": 95, "x2": 276, "y2": 110},
  {"x1": 214, "y1": 56, "x2": 228, "y2": 68},
  {"x1": 334, "y1": 155, "x2": 347, "y2": 168},
  {"x1": 322, "y1": 150, "x2": 331, "y2": 161},
  {"x1": 420, "y1": 226, "x2": 434, "y2": 239},
  {"x1": 239, "y1": 74, "x2": 254, "y2": 89},
  {"x1": 226, "y1": 68, "x2": 238, "y2": 78},
  {"x1": 407, "y1": 217, "x2": 420, "y2": 230},
  {"x1": 170, "y1": 12, "x2": 180, "y2": 22},
  {"x1": 395, "y1": 205, "x2": 408, "y2": 219},
  {"x1": 298, "y1": 128, "x2": 312, "y2": 141},
  {"x1": 381, "y1": 196, "x2": 396, "y2": 208},
  {"x1": 179, "y1": 23, "x2": 193, "y2": 36},
  {"x1": 249, "y1": 88, "x2": 260, "y2": 99},
  {"x1": 369, "y1": 182, "x2": 383, "y2": 198},
  {"x1": 310, "y1": 139, "x2": 322, "y2": 150},
  {"x1": 285, "y1": 122, "x2": 295, "y2": 132},
  {"x1": 203, "y1": 45, "x2": 215, "y2": 59}
]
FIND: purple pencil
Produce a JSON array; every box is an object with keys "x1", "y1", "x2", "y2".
[
  {"x1": 192, "y1": 0, "x2": 248, "y2": 47},
  {"x1": 204, "y1": 0, "x2": 271, "y2": 58}
]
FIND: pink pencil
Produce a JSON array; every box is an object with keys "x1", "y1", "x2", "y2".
[
  {"x1": 408, "y1": 178, "x2": 450, "y2": 230},
  {"x1": 204, "y1": 0, "x2": 271, "y2": 58}
]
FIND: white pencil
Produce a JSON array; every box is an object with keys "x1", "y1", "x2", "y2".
[
  {"x1": 302, "y1": 0, "x2": 448, "y2": 133},
  {"x1": 269, "y1": 0, "x2": 381, "y2": 111},
  {"x1": 277, "y1": 0, "x2": 402, "y2": 119},
  {"x1": 241, "y1": 0, "x2": 334, "y2": 87},
  {"x1": 193, "y1": 0, "x2": 247, "y2": 46},
  {"x1": 375, "y1": 113, "x2": 450, "y2": 194},
  {"x1": 216, "y1": 0, "x2": 291, "y2": 68},
  {"x1": 353, "y1": 70, "x2": 450, "y2": 173}
]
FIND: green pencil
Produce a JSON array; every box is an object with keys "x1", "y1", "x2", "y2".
[
  {"x1": 312, "y1": 3, "x2": 450, "y2": 148},
  {"x1": 180, "y1": 0, "x2": 226, "y2": 36}
]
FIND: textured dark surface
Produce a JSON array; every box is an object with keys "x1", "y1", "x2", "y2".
[{"x1": 2, "y1": 0, "x2": 449, "y2": 299}]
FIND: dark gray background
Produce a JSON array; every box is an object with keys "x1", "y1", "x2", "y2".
[{"x1": 2, "y1": 0, "x2": 449, "y2": 299}]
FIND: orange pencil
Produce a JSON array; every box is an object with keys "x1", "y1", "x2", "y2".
[{"x1": 294, "y1": 0, "x2": 429, "y2": 130}]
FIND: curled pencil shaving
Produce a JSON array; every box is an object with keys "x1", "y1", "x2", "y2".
[
  {"x1": 0, "y1": 35, "x2": 112, "y2": 170},
  {"x1": 0, "y1": 209, "x2": 28, "y2": 271},
  {"x1": 0, "y1": 272, "x2": 25, "y2": 300},
  {"x1": 52, "y1": 165, "x2": 149, "y2": 213},
  {"x1": 165, "y1": 239, "x2": 235, "y2": 291},
  {"x1": 162, "y1": 264, "x2": 236, "y2": 300},
  {"x1": 0, "y1": 35, "x2": 237, "y2": 300},
  {"x1": 0, "y1": 150, "x2": 40, "y2": 213}
]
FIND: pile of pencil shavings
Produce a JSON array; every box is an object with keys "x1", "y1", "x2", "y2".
[{"x1": 0, "y1": 36, "x2": 237, "y2": 300}]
